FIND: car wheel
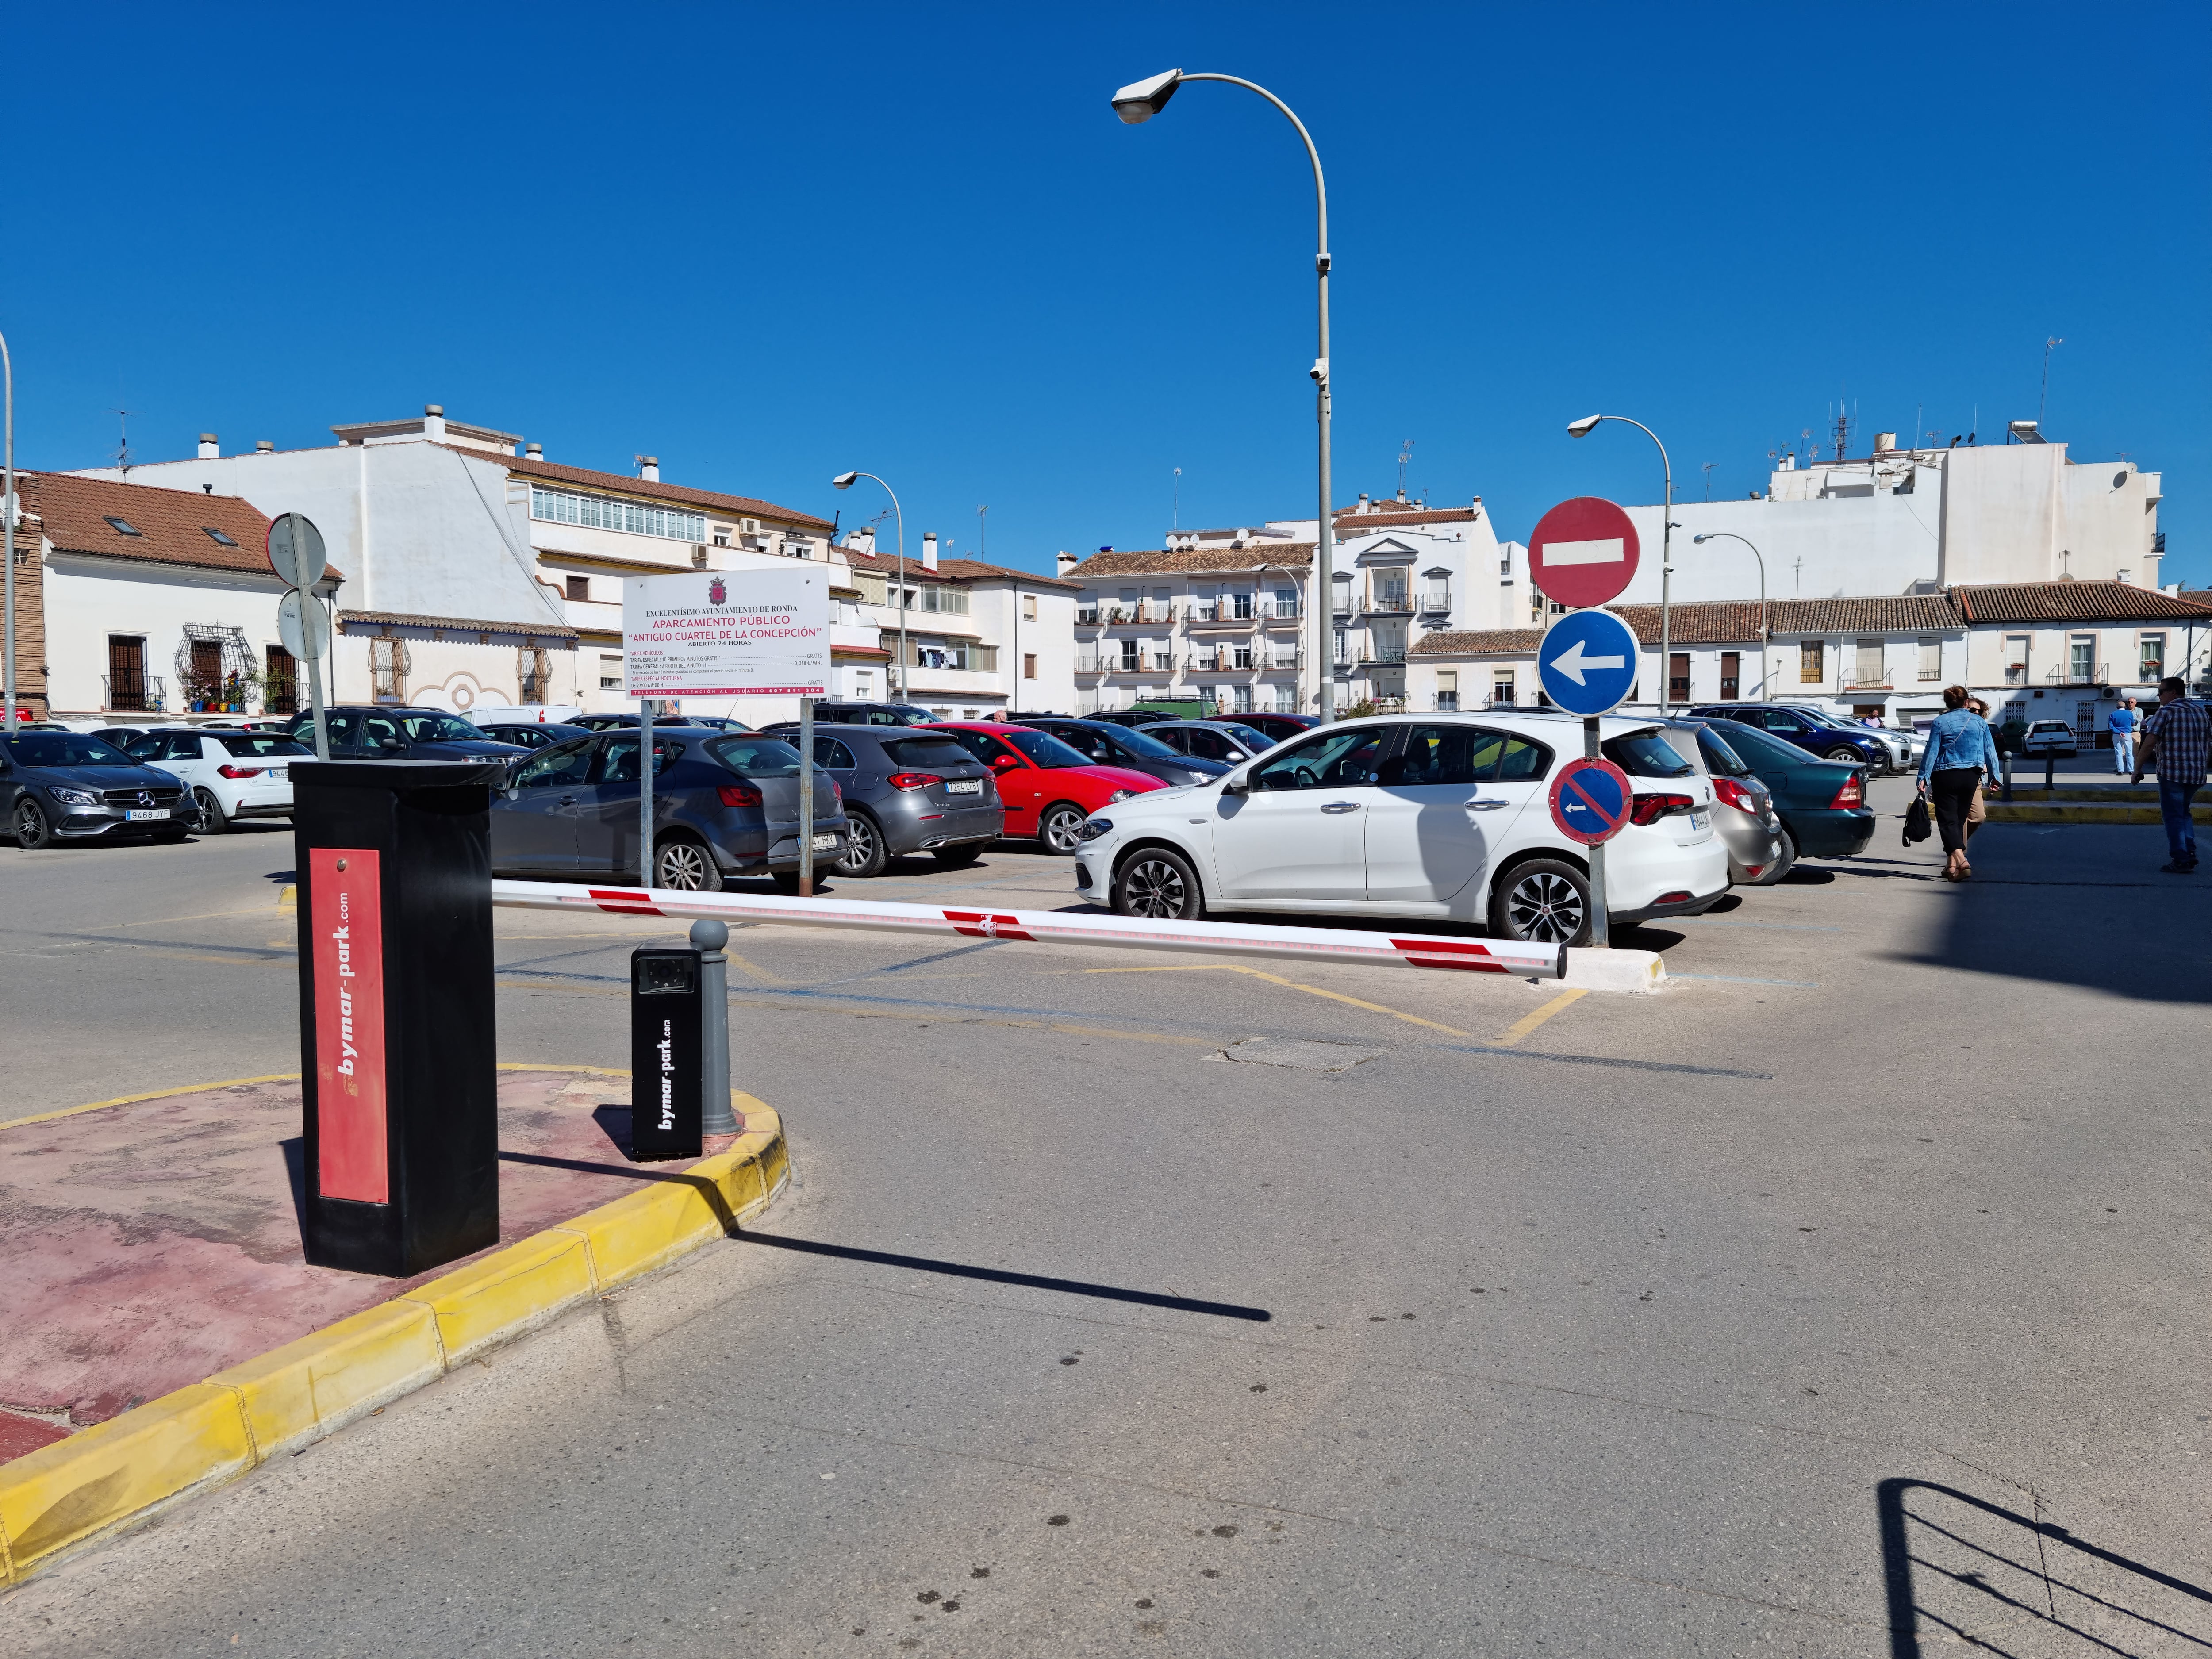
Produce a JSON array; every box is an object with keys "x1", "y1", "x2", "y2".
[
  {"x1": 1757, "y1": 826, "x2": 1797, "y2": 885},
  {"x1": 13, "y1": 797, "x2": 53, "y2": 849},
  {"x1": 1113, "y1": 846, "x2": 1204, "y2": 919},
  {"x1": 192, "y1": 787, "x2": 230, "y2": 834},
  {"x1": 835, "y1": 811, "x2": 888, "y2": 877},
  {"x1": 1825, "y1": 746, "x2": 1866, "y2": 767},
  {"x1": 653, "y1": 836, "x2": 724, "y2": 893},
  {"x1": 1038, "y1": 803, "x2": 1087, "y2": 855},
  {"x1": 930, "y1": 842, "x2": 983, "y2": 868},
  {"x1": 1490, "y1": 858, "x2": 1591, "y2": 947}
]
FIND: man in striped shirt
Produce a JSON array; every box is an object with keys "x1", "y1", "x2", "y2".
[{"x1": 2134, "y1": 676, "x2": 2209, "y2": 873}]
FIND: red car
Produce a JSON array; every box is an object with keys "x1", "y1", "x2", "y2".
[{"x1": 927, "y1": 722, "x2": 1164, "y2": 852}]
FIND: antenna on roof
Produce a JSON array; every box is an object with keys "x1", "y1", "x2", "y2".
[
  {"x1": 977, "y1": 503, "x2": 988, "y2": 563},
  {"x1": 1396, "y1": 439, "x2": 1415, "y2": 499},
  {"x1": 1701, "y1": 461, "x2": 1719, "y2": 500},
  {"x1": 1171, "y1": 466, "x2": 1181, "y2": 531},
  {"x1": 112, "y1": 404, "x2": 136, "y2": 474}
]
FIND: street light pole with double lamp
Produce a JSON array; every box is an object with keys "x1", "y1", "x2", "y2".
[
  {"x1": 1113, "y1": 68, "x2": 1335, "y2": 723},
  {"x1": 1570, "y1": 413, "x2": 1674, "y2": 711}
]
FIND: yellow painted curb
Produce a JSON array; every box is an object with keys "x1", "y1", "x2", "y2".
[{"x1": 0, "y1": 1093, "x2": 787, "y2": 1586}]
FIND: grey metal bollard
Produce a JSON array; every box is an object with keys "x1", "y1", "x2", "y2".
[{"x1": 691, "y1": 918, "x2": 736, "y2": 1135}]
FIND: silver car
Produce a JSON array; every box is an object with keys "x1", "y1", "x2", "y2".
[
  {"x1": 1139, "y1": 718, "x2": 1282, "y2": 768},
  {"x1": 1647, "y1": 718, "x2": 1789, "y2": 885}
]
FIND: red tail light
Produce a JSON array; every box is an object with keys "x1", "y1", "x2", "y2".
[
  {"x1": 1711, "y1": 776, "x2": 1758, "y2": 814},
  {"x1": 716, "y1": 782, "x2": 763, "y2": 808},
  {"x1": 1629, "y1": 791, "x2": 1695, "y2": 826},
  {"x1": 216, "y1": 764, "x2": 263, "y2": 779},
  {"x1": 1828, "y1": 772, "x2": 1864, "y2": 809},
  {"x1": 887, "y1": 772, "x2": 941, "y2": 791}
]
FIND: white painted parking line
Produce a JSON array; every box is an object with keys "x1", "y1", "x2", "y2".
[
  {"x1": 1670, "y1": 918, "x2": 1841, "y2": 933},
  {"x1": 1668, "y1": 972, "x2": 1820, "y2": 988}
]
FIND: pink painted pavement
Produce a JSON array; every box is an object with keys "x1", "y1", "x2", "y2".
[{"x1": 0, "y1": 1069, "x2": 748, "y2": 1461}]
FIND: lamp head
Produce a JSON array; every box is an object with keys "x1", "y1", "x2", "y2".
[
  {"x1": 1693, "y1": 534, "x2": 1710, "y2": 544},
  {"x1": 1567, "y1": 414, "x2": 1603, "y2": 438},
  {"x1": 831, "y1": 471, "x2": 859, "y2": 489},
  {"x1": 1111, "y1": 68, "x2": 1183, "y2": 125}
]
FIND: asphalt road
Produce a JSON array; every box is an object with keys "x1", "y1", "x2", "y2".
[{"x1": 4, "y1": 776, "x2": 2209, "y2": 1657}]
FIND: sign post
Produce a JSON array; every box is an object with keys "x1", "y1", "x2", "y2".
[
  {"x1": 798, "y1": 694, "x2": 816, "y2": 895},
  {"x1": 624, "y1": 567, "x2": 830, "y2": 886},
  {"x1": 1536, "y1": 607, "x2": 1643, "y2": 949},
  {"x1": 268, "y1": 513, "x2": 331, "y2": 761}
]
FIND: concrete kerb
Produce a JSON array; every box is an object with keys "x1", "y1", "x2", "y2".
[
  {"x1": 1560, "y1": 948, "x2": 1668, "y2": 994},
  {"x1": 0, "y1": 1080, "x2": 789, "y2": 1588}
]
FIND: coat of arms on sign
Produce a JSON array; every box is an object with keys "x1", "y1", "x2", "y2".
[{"x1": 708, "y1": 578, "x2": 727, "y2": 606}]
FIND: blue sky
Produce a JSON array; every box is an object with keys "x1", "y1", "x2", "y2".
[{"x1": 6, "y1": 3, "x2": 2205, "y2": 582}]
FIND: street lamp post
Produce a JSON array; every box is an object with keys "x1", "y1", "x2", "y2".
[
  {"x1": 1693, "y1": 532, "x2": 1768, "y2": 696},
  {"x1": 1570, "y1": 413, "x2": 1674, "y2": 710},
  {"x1": 832, "y1": 471, "x2": 906, "y2": 700},
  {"x1": 1253, "y1": 559, "x2": 1303, "y2": 716},
  {"x1": 1113, "y1": 68, "x2": 1335, "y2": 722}
]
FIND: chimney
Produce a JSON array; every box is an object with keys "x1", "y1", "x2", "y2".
[
  {"x1": 636, "y1": 455, "x2": 659, "y2": 483},
  {"x1": 853, "y1": 527, "x2": 876, "y2": 556},
  {"x1": 525, "y1": 442, "x2": 543, "y2": 461},
  {"x1": 423, "y1": 403, "x2": 446, "y2": 442},
  {"x1": 198, "y1": 433, "x2": 219, "y2": 460},
  {"x1": 1056, "y1": 551, "x2": 1078, "y2": 576},
  {"x1": 1874, "y1": 431, "x2": 1897, "y2": 453},
  {"x1": 255, "y1": 440, "x2": 275, "y2": 454},
  {"x1": 921, "y1": 531, "x2": 939, "y2": 572}
]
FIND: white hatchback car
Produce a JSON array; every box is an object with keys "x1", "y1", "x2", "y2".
[
  {"x1": 121, "y1": 727, "x2": 310, "y2": 833},
  {"x1": 1070, "y1": 711, "x2": 1730, "y2": 945}
]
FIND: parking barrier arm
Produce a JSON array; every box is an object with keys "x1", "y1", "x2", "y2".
[{"x1": 491, "y1": 880, "x2": 1567, "y2": 980}]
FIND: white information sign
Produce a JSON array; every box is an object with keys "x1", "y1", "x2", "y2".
[{"x1": 623, "y1": 568, "x2": 829, "y2": 698}]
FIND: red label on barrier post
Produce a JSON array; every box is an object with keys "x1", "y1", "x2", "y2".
[{"x1": 311, "y1": 847, "x2": 389, "y2": 1203}]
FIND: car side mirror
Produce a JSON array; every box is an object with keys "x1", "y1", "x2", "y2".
[
  {"x1": 990, "y1": 753, "x2": 1022, "y2": 770},
  {"x1": 1221, "y1": 772, "x2": 1249, "y2": 796},
  {"x1": 380, "y1": 739, "x2": 406, "y2": 752}
]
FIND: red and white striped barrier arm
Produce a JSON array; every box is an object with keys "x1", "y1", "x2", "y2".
[{"x1": 489, "y1": 880, "x2": 1567, "y2": 979}]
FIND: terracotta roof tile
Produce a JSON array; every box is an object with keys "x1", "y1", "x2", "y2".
[
  {"x1": 336, "y1": 608, "x2": 578, "y2": 640},
  {"x1": 20, "y1": 471, "x2": 341, "y2": 581},
  {"x1": 454, "y1": 446, "x2": 833, "y2": 532},
  {"x1": 1605, "y1": 603, "x2": 1768, "y2": 646},
  {"x1": 1335, "y1": 506, "x2": 1479, "y2": 527},
  {"x1": 929, "y1": 557, "x2": 1085, "y2": 589},
  {"x1": 1066, "y1": 544, "x2": 1316, "y2": 579},
  {"x1": 1408, "y1": 628, "x2": 1544, "y2": 657},
  {"x1": 1950, "y1": 580, "x2": 2212, "y2": 625}
]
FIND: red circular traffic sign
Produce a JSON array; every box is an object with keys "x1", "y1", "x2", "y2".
[
  {"x1": 1528, "y1": 496, "x2": 1640, "y2": 608},
  {"x1": 1547, "y1": 756, "x2": 1634, "y2": 846}
]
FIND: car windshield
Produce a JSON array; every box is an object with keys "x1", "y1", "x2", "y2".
[
  {"x1": 2, "y1": 733, "x2": 136, "y2": 767},
  {"x1": 997, "y1": 728, "x2": 1092, "y2": 768},
  {"x1": 399, "y1": 713, "x2": 491, "y2": 742},
  {"x1": 216, "y1": 734, "x2": 312, "y2": 758},
  {"x1": 1715, "y1": 720, "x2": 1811, "y2": 769},
  {"x1": 1213, "y1": 724, "x2": 1271, "y2": 752},
  {"x1": 1102, "y1": 725, "x2": 1179, "y2": 759},
  {"x1": 880, "y1": 737, "x2": 976, "y2": 770},
  {"x1": 707, "y1": 736, "x2": 804, "y2": 776},
  {"x1": 1692, "y1": 726, "x2": 1753, "y2": 776},
  {"x1": 1605, "y1": 730, "x2": 1695, "y2": 778}
]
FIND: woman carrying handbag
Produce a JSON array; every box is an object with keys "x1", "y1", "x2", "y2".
[{"x1": 1915, "y1": 684, "x2": 2003, "y2": 881}]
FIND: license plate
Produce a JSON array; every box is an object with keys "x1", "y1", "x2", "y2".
[
  {"x1": 269, "y1": 769, "x2": 287, "y2": 782},
  {"x1": 811, "y1": 832, "x2": 838, "y2": 850},
  {"x1": 126, "y1": 808, "x2": 170, "y2": 821},
  {"x1": 945, "y1": 779, "x2": 983, "y2": 794},
  {"x1": 1690, "y1": 810, "x2": 1709, "y2": 830}
]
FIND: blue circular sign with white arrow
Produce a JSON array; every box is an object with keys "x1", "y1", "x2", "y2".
[{"x1": 1536, "y1": 608, "x2": 1641, "y2": 717}]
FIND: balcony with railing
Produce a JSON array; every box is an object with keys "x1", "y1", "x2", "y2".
[
  {"x1": 1364, "y1": 594, "x2": 1414, "y2": 614},
  {"x1": 2045, "y1": 660, "x2": 2103, "y2": 687},
  {"x1": 1842, "y1": 668, "x2": 1896, "y2": 691},
  {"x1": 103, "y1": 674, "x2": 167, "y2": 713}
]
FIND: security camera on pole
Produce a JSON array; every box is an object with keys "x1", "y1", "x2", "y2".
[
  {"x1": 1527, "y1": 495, "x2": 1643, "y2": 948},
  {"x1": 267, "y1": 514, "x2": 332, "y2": 761}
]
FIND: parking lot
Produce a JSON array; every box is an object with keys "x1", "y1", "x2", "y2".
[{"x1": 5, "y1": 767, "x2": 2210, "y2": 1656}]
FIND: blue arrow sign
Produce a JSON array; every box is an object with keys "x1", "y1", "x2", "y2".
[{"x1": 1536, "y1": 609, "x2": 1641, "y2": 717}]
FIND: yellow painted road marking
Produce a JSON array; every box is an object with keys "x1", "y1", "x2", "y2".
[
  {"x1": 1485, "y1": 988, "x2": 1588, "y2": 1048},
  {"x1": 1082, "y1": 963, "x2": 1472, "y2": 1037},
  {"x1": 0, "y1": 1073, "x2": 303, "y2": 1133}
]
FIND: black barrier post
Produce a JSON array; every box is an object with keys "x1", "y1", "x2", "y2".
[
  {"x1": 631, "y1": 942, "x2": 704, "y2": 1160},
  {"x1": 293, "y1": 758, "x2": 503, "y2": 1277},
  {"x1": 693, "y1": 919, "x2": 736, "y2": 1136}
]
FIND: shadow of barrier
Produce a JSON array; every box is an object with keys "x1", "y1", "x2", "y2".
[{"x1": 1878, "y1": 1477, "x2": 2212, "y2": 1656}]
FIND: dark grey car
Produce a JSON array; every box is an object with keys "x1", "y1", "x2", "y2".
[
  {"x1": 477, "y1": 720, "x2": 594, "y2": 751},
  {"x1": 491, "y1": 726, "x2": 845, "y2": 891},
  {"x1": 283, "y1": 707, "x2": 526, "y2": 763},
  {"x1": 765, "y1": 726, "x2": 1003, "y2": 878},
  {"x1": 1, "y1": 730, "x2": 198, "y2": 847},
  {"x1": 1010, "y1": 717, "x2": 1228, "y2": 787}
]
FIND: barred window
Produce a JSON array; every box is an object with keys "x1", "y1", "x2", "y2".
[{"x1": 530, "y1": 486, "x2": 705, "y2": 544}]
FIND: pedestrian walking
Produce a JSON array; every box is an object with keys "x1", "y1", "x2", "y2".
[
  {"x1": 2133, "y1": 676, "x2": 2209, "y2": 873},
  {"x1": 1916, "y1": 684, "x2": 2002, "y2": 881},
  {"x1": 1966, "y1": 698, "x2": 1994, "y2": 845},
  {"x1": 2109, "y1": 696, "x2": 2140, "y2": 775}
]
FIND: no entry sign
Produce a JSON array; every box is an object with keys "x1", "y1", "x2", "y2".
[
  {"x1": 1528, "y1": 496, "x2": 1639, "y2": 608},
  {"x1": 1548, "y1": 756, "x2": 1634, "y2": 846}
]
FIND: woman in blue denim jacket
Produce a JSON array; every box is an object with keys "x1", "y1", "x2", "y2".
[{"x1": 1916, "y1": 684, "x2": 2003, "y2": 880}]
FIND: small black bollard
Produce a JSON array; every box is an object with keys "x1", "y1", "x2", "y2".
[{"x1": 630, "y1": 945, "x2": 704, "y2": 1161}]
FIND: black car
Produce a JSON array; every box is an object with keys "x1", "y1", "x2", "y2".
[
  {"x1": 1, "y1": 729, "x2": 198, "y2": 847},
  {"x1": 1238, "y1": 712, "x2": 1321, "y2": 743},
  {"x1": 492, "y1": 726, "x2": 845, "y2": 891},
  {"x1": 1087, "y1": 709, "x2": 1178, "y2": 730},
  {"x1": 571, "y1": 712, "x2": 752, "y2": 733},
  {"x1": 757, "y1": 724, "x2": 1004, "y2": 877},
  {"x1": 477, "y1": 719, "x2": 595, "y2": 751},
  {"x1": 1688, "y1": 703, "x2": 1895, "y2": 773},
  {"x1": 284, "y1": 707, "x2": 526, "y2": 762},
  {"x1": 1008, "y1": 717, "x2": 1227, "y2": 787}
]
